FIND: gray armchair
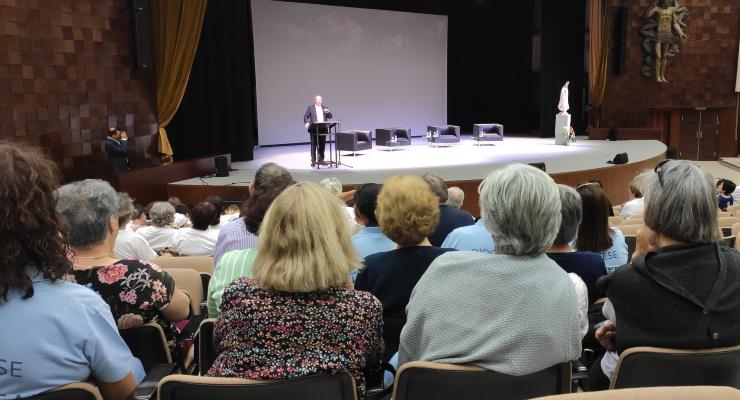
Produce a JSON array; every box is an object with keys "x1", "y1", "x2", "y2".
[
  {"x1": 376, "y1": 128, "x2": 411, "y2": 148},
  {"x1": 426, "y1": 125, "x2": 460, "y2": 146},
  {"x1": 473, "y1": 123, "x2": 504, "y2": 144},
  {"x1": 336, "y1": 130, "x2": 372, "y2": 156}
]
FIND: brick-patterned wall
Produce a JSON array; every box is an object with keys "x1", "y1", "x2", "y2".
[
  {"x1": 0, "y1": 0, "x2": 158, "y2": 178},
  {"x1": 600, "y1": 0, "x2": 739, "y2": 128}
]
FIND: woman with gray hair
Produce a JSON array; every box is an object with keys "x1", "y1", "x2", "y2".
[
  {"x1": 136, "y1": 201, "x2": 178, "y2": 251},
  {"x1": 398, "y1": 164, "x2": 588, "y2": 375},
  {"x1": 56, "y1": 180, "x2": 190, "y2": 358},
  {"x1": 591, "y1": 160, "x2": 740, "y2": 390},
  {"x1": 547, "y1": 185, "x2": 608, "y2": 304}
]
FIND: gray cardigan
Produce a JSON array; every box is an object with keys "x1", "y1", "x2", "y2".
[{"x1": 398, "y1": 251, "x2": 584, "y2": 375}]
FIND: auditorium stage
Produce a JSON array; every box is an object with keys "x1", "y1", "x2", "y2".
[{"x1": 167, "y1": 137, "x2": 666, "y2": 216}]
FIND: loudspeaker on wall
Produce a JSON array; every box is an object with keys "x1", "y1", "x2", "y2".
[
  {"x1": 131, "y1": 0, "x2": 153, "y2": 69},
  {"x1": 613, "y1": 6, "x2": 628, "y2": 75}
]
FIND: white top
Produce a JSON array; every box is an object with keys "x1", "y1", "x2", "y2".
[
  {"x1": 620, "y1": 197, "x2": 644, "y2": 219},
  {"x1": 558, "y1": 85, "x2": 569, "y2": 113},
  {"x1": 172, "y1": 227, "x2": 219, "y2": 256},
  {"x1": 220, "y1": 214, "x2": 239, "y2": 226},
  {"x1": 315, "y1": 105, "x2": 324, "y2": 122},
  {"x1": 174, "y1": 213, "x2": 190, "y2": 227},
  {"x1": 135, "y1": 225, "x2": 178, "y2": 251},
  {"x1": 115, "y1": 230, "x2": 157, "y2": 261},
  {"x1": 344, "y1": 206, "x2": 361, "y2": 235}
]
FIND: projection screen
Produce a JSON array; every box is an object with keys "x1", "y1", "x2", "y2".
[{"x1": 251, "y1": 0, "x2": 448, "y2": 146}]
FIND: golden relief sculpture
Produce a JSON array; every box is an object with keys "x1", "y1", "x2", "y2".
[{"x1": 640, "y1": 0, "x2": 688, "y2": 83}]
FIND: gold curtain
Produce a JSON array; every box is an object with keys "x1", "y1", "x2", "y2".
[
  {"x1": 588, "y1": 0, "x2": 610, "y2": 129},
  {"x1": 151, "y1": 0, "x2": 208, "y2": 163}
]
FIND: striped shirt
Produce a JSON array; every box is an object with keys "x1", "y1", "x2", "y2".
[
  {"x1": 207, "y1": 248, "x2": 258, "y2": 317},
  {"x1": 213, "y1": 218, "x2": 259, "y2": 265}
]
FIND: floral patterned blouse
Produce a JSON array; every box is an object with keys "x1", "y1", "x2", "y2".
[
  {"x1": 73, "y1": 259, "x2": 178, "y2": 353},
  {"x1": 207, "y1": 279, "x2": 384, "y2": 393}
]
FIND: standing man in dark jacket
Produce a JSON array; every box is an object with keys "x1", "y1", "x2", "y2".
[
  {"x1": 104, "y1": 127, "x2": 130, "y2": 173},
  {"x1": 303, "y1": 95, "x2": 333, "y2": 167}
]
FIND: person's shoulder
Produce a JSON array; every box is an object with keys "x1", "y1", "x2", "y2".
[
  {"x1": 52, "y1": 279, "x2": 115, "y2": 316},
  {"x1": 430, "y1": 249, "x2": 488, "y2": 269},
  {"x1": 363, "y1": 249, "x2": 395, "y2": 264},
  {"x1": 339, "y1": 286, "x2": 383, "y2": 312}
]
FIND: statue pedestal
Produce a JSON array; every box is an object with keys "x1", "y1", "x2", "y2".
[{"x1": 554, "y1": 112, "x2": 571, "y2": 146}]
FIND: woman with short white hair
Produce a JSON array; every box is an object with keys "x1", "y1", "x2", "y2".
[
  {"x1": 208, "y1": 182, "x2": 383, "y2": 394},
  {"x1": 136, "y1": 201, "x2": 178, "y2": 252},
  {"x1": 398, "y1": 164, "x2": 587, "y2": 375}
]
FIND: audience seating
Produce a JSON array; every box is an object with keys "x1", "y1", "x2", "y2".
[
  {"x1": 718, "y1": 217, "x2": 740, "y2": 237},
  {"x1": 608, "y1": 216, "x2": 622, "y2": 227},
  {"x1": 155, "y1": 256, "x2": 214, "y2": 302},
  {"x1": 196, "y1": 318, "x2": 218, "y2": 376},
  {"x1": 337, "y1": 130, "x2": 372, "y2": 156},
  {"x1": 156, "y1": 373, "x2": 357, "y2": 400},
  {"x1": 165, "y1": 268, "x2": 204, "y2": 316},
  {"x1": 624, "y1": 235, "x2": 636, "y2": 262},
  {"x1": 718, "y1": 211, "x2": 733, "y2": 218},
  {"x1": 391, "y1": 361, "x2": 571, "y2": 400},
  {"x1": 426, "y1": 125, "x2": 460, "y2": 146},
  {"x1": 616, "y1": 225, "x2": 640, "y2": 236},
  {"x1": 532, "y1": 386, "x2": 740, "y2": 400},
  {"x1": 620, "y1": 218, "x2": 644, "y2": 226},
  {"x1": 472, "y1": 123, "x2": 504, "y2": 145},
  {"x1": 722, "y1": 236, "x2": 737, "y2": 249},
  {"x1": 727, "y1": 204, "x2": 740, "y2": 214},
  {"x1": 120, "y1": 323, "x2": 173, "y2": 374},
  {"x1": 610, "y1": 345, "x2": 740, "y2": 390},
  {"x1": 27, "y1": 382, "x2": 102, "y2": 400},
  {"x1": 375, "y1": 128, "x2": 411, "y2": 148}
]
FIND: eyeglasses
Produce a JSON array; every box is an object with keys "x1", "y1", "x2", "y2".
[{"x1": 654, "y1": 159, "x2": 671, "y2": 187}]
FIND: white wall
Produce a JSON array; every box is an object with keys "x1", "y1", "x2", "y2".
[{"x1": 251, "y1": 0, "x2": 448, "y2": 145}]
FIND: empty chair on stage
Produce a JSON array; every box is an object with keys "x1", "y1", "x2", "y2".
[
  {"x1": 473, "y1": 123, "x2": 504, "y2": 145},
  {"x1": 426, "y1": 125, "x2": 460, "y2": 146},
  {"x1": 376, "y1": 128, "x2": 411, "y2": 148},
  {"x1": 337, "y1": 130, "x2": 372, "y2": 156}
]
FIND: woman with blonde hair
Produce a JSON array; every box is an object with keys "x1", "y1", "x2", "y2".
[{"x1": 208, "y1": 182, "x2": 383, "y2": 394}]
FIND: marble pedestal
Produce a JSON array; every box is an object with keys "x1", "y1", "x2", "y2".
[{"x1": 554, "y1": 112, "x2": 571, "y2": 146}]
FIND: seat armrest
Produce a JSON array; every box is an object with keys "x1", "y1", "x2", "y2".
[{"x1": 134, "y1": 363, "x2": 178, "y2": 400}]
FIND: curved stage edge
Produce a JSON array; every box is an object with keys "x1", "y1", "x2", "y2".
[{"x1": 166, "y1": 138, "x2": 666, "y2": 218}]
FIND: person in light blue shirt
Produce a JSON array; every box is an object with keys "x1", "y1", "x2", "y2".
[
  {"x1": 351, "y1": 184, "x2": 396, "y2": 279},
  {"x1": 600, "y1": 227, "x2": 629, "y2": 273},
  {"x1": 575, "y1": 184, "x2": 629, "y2": 273},
  {"x1": 440, "y1": 219, "x2": 495, "y2": 253}
]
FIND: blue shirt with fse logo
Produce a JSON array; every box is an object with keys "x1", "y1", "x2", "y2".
[
  {"x1": 599, "y1": 228, "x2": 629, "y2": 273},
  {"x1": 441, "y1": 219, "x2": 495, "y2": 253}
]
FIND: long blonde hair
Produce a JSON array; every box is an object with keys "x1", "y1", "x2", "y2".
[{"x1": 252, "y1": 181, "x2": 358, "y2": 292}]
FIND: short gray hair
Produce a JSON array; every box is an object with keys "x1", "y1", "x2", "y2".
[
  {"x1": 254, "y1": 162, "x2": 292, "y2": 190},
  {"x1": 423, "y1": 174, "x2": 448, "y2": 203},
  {"x1": 56, "y1": 179, "x2": 119, "y2": 249},
  {"x1": 117, "y1": 193, "x2": 135, "y2": 218},
  {"x1": 149, "y1": 201, "x2": 176, "y2": 227},
  {"x1": 479, "y1": 164, "x2": 561, "y2": 256},
  {"x1": 319, "y1": 177, "x2": 343, "y2": 195},
  {"x1": 553, "y1": 185, "x2": 582, "y2": 246},
  {"x1": 645, "y1": 160, "x2": 720, "y2": 243},
  {"x1": 446, "y1": 187, "x2": 464, "y2": 208}
]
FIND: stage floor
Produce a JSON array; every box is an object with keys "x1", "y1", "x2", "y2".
[{"x1": 171, "y1": 136, "x2": 667, "y2": 186}]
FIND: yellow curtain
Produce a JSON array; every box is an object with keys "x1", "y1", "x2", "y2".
[
  {"x1": 588, "y1": 0, "x2": 610, "y2": 129},
  {"x1": 151, "y1": 0, "x2": 208, "y2": 163}
]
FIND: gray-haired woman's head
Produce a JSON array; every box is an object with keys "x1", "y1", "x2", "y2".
[
  {"x1": 553, "y1": 185, "x2": 582, "y2": 246},
  {"x1": 319, "y1": 177, "x2": 343, "y2": 195},
  {"x1": 479, "y1": 164, "x2": 561, "y2": 256},
  {"x1": 149, "y1": 201, "x2": 176, "y2": 227},
  {"x1": 56, "y1": 179, "x2": 119, "y2": 249},
  {"x1": 117, "y1": 193, "x2": 135, "y2": 227},
  {"x1": 645, "y1": 160, "x2": 720, "y2": 244}
]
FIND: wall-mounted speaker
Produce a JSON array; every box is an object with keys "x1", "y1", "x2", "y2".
[
  {"x1": 215, "y1": 156, "x2": 229, "y2": 177},
  {"x1": 613, "y1": 6, "x2": 628, "y2": 75},
  {"x1": 131, "y1": 0, "x2": 153, "y2": 69},
  {"x1": 528, "y1": 162, "x2": 547, "y2": 172}
]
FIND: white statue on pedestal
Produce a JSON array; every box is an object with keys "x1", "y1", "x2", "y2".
[
  {"x1": 558, "y1": 81, "x2": 570, "y2": 114},
  {"x1": 555, "y1": 81, "x2": 573, "y2": 145}
]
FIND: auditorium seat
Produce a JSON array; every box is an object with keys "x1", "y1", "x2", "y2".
[
  {"x1": 616, "y1": 225, "x2": 640, "y2": 236},
  {"x1": 620, "y1": 217, "x2": 644, "y2": 226},
  {"x1": 608, "y1": 216, "x2": 623, "y2": 227},
  {"x1": 609, "y1": 345, "x2": 740, "y2": 390},
  {"x1": 472, "y1": 123, "x2": 504, "y2": 145},
  {"x1": 155, "y1": 256, "x2": 214, "y2": 301},
  {"x1": 157, "y1": 373, "x2": 357, "y2": 400},
  {"x1": 375, "y1": 127, "x2": 411, "y2": 148},
  {"x1": 727, "y1": 204, "x2": 740, "y2": 214},
  {"x1": 426, "y1": 125, "x2": 460, "y2": 146},
  {"x1": 532, "y1": 386, "x2": 740, "y2": 400},
  {"x1": 119, "y1": 322, "x2": 174, "y2": 374},
  {"x1": 26, "y1": 382, "x2": 101, "y2": 400},
  {"x1": 391, "y1": 361, "x2": 571, "y2": 400},
  {"x1": 718, "y1": 217, "x2": 740, "y2": 237},
  {"x1": 718, "y1": 211, "x2": 733, "y2": 218},
  {"x1": 165, "y1": 268, "x2": 204, "y2": 316},
  {"x1": 624, "y1": 235, "x2": 636, "y2": 262},
  {"x1": 196, "y1": 318, "x2": 218, "y2": 376}
]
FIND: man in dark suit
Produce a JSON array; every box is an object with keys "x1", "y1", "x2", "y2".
[
  {"x1": 303, "y1": 95, "x2": 333, "y2": 167},
  {"x1": 423, "y1": 174, "x2": 475, "y2": 246},
  {"x1": 104, "y1": 127, "x2": 130, "y2": 173}
]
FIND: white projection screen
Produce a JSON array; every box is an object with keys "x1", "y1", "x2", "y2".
[{"x1": 251, "y1": 0, "x2": 448, "y2": 146}]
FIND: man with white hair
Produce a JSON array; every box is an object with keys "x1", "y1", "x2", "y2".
[
  {"x1": 303, "y1": 95, "x2": 333, "y2": 167},
  {"x1": 446, "y1": 187, "x2": 465, "y2": 209}
]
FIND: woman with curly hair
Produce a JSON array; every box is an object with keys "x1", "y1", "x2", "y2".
[{"x1": 0, "y1": 142, "x2": 141, "y2": 399}]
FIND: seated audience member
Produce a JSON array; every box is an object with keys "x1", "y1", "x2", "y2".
[
  {"x1": 580, "y1": 179, "x2": 615, "y2": 216},
  {"x1": 205, "y1": 196, "x2": 226, "y2": 229},
  {"x1": 128, "y1": 205, "x2": 149, "y2": 232},
  {"x1": 56, "y1": 180, "x2": 190, "y2": 358},
  {"x1": 207, "y1": 175, "x2": 293, "y2": 317},
  {"x1": 114, "y1": 193, "x2": 157, "y2": 261},
  {"x1": 576, "y1": 185, "x2": 628, "y2": 273},
  {"x1": 424, "y1": 174, "x2": 474, "y2": 246},
  {"x1": 446, "y1": 186, "x2": 465, "y2": 209},
  {"x1": 351, "y1": 183, "x2": 395, "y2": 260},
  {"x1": 172, "y1": 202, "x2": 220, "y2": 256},
  {"x1": 213, "y1": 162, "x2": 292, "y2": 264},
  {"x1": 320, "y1": 176, "x2": 361, "y2": 234},
  {"x1": 173, "y1": 203, "x2": 191, "y2": 228},
  {"x1": 0, "y1": 143, "x2": 142, "y2": 400},
  {"x1": 220, "y1": 203, "x2": 241, "y2": 226},
  {"x1": 398, "y1": 164, "x2": 587, "y2": 374},
  {"x1": 355, "y1": 176, "x2": 453, "y2": 320},
  {"x1": 547, "y1": 185, "x2": 607, "y2": 304},
  {"x1": 717, "y1": 178, "x2": 736, "y2": 211},
  {"x1": 441, "y1": 217, "x2": 495, "y2": 253},
  {"x1": 136, "y1": 201, "x2": 179, "y2": 252},
  {"x1": 620, "y1": 179, "x2": 645, "y2": 219},
  {"x1": 591, "y1": 160, "x2": 740, "y2": 390},
  {"x1": 208, "y1": 182, "x2": 383, "y2": 394}
]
